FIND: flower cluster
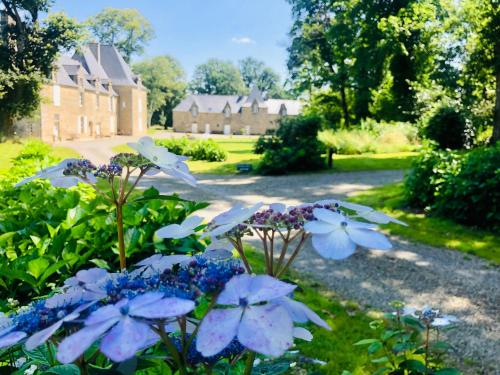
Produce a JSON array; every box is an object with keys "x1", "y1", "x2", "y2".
[
  {"x1": 94, "y1": 163, "x2": 123, "y2": 179},
  {"x1": 401, "y1": 306, "x2": 459, "y2": 328}
]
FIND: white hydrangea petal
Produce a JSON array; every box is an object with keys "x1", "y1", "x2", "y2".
[
  {"x1": 209, "y1": 222, "x2": 239, "y2": 238},
  {"x1": 196, "y1": 308, "x2": 242, "y2": 357},
  {"x1": 135, "y1": 254, "x2": 164, "y2": 267},
  {"x1": 346, "y1": 228, "x2": 392, "y2": 250},
  {"x1": 275, "y1": 297, "x2": 330, "y2": 330},
  {"x1": 311, "y1": 230, "x2": 356, "y2": 259},
  {"x1": 217, "y1": 274, "x2": 252, "y2": 305},
  {"x1": 337, "y1": 201, "x2": 372, "y2": 212},
  {"x1": 304, "y1": 220, "x2": 335, "y2": 234},
  {"x1": 237, "y1": 304, "x2": 293, "y2": 357},
  {"x1": 359, "y1": 210, "x2": 408, "y2": 226},
  {"x1": 25, "y1": 320, "x2": 65, "y2": 350},
  {"x1": 155, "y1": 224, "x2": 190, "y2": 239},
  {"x1": 293, "y1": 327, "x2": 313, "y2": 341},
  {"x1": 128, "y1": 292, "x2": 165, "y2": 310},
  {"x1": 247, "y1": 275, "x2": 296, "y2": 304},
  {"x1": 312, "y1": 208, "x2": 344, "y2": 225},
  {"x1": 269, "y1": 203, "x2": 287, "y2": 213},
  {"x1": 76, "y1": 268, "x2": 108, "y2": 284},
  {"x1": 50, "y1": 176, "x2": 81, "y2": 188},
  {"x1": 202, "y1": 248, "x2": 234, "y2": 261},
  {"x1": 100, "y1": 318, "x2": 152, "y2": 362},
  {"x1": 213, "y1": 204, "x2": 245, "y2": 225},
  {"x1": 85, "y1": 304, "x2": 122, "y2": 326},
  {"x1": 313, "y1": 199, "x2": 341, "y2": 207},
  {"x1": 182, "y1": 215, "x2": 204, "y2": 229}
]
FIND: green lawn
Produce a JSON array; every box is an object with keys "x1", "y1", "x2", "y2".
[
  {"x1": 245, "y1": 249, "x2": 379, "y2": 374},
  {"x1": 0, "y1": 141, "x2": 80, "y2": 175},
  {"x1": 349, "y1": 183, "x2": 500, "y2": 264},
  {"x1": 113, "y1": 137, "x2": 417, "y2": 174}
]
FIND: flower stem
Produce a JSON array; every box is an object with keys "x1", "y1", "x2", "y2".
[
  {"x1": 157, "y1": 325, "x2": 187, "y2": 375},
  {"x1": 116, "y1": 203, "x2": 126, "y2": 270},
  {"x1": 243, "y1": 351, "x2": 256, "y2": 375},
  {"x1": 276, "y1": 232, "x2": 308, "y2": 278}
]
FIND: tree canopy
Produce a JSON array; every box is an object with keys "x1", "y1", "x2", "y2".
[
  {"x1": 133, "y1": 56, "x2": 187, "y2": 127},
  {"x1": 189, "y1": 59, "x2": 247, "y2": 95},
  {"x1": 239, "y1": 57, "x2": 284, "y2": 98},
  {"x1": 0, "y1": 0, "x2": 82, "y2": 136},
  {"x1": 86, "y1": 7, "x2": 154, "y2": 63}
]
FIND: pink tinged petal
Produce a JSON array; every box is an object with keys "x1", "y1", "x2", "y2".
[
  {"x1": 0, "y1": 331, "x2": 27, "y2": 349},
  {"x1": 131, "y1": 297, "x2": 195, "y2": 319},
  {"x1": 276, "y1": 297, "x2": 331, "y2": 330},
  {"x1": 237, "y1": 304, "x2": 293, "y2": 357},
  {"x1": 217, "y1": 274, "x2": 253, "y2": 305},
  {"x1": 304, "y1": 220, "x2": 336, "y2": 234},
  {"x1": 85, "y1": 304, "x2": 122, "y2": 326},
  {"x1": 293, "y1": 327, "x2": 313, "y2": 341},
  {"x1": 57, "y1": 319, "x2": 118, "y2": 364},
  {"x1": 100, "y1": 317, "x2": 153, "y2": 362},
  {"x1": 196, "y1": 308, "x2": 242, "y2": 357},
  {"x1": 346, "y1": 228, "x2": 392, "y2": 250},
  {"x1": 311, "y1": 230, "x2": 356, "y2": 260},
  {"x1": 247, "y1": 275, "x2": 296, "y2": 304},
  {"x1": 156, "y1": 224, "x2": 191, "y2": 239}
]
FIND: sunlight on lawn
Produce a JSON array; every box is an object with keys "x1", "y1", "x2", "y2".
[{"x1": 349, "y1": 183, "x2": 500, "y2": 264}]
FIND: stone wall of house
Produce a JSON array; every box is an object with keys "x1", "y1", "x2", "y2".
[
  {"x1": 173, "y1": 106, "x2": 285, "y2": 135},
  {"x1": 39, "y1": 84, "x2": 146, "y2": 142}
]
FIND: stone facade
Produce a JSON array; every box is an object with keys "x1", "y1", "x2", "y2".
[
  {"x1": 173, "y1": 87, "x2": 302, "y2": 135},
  {"x1": 37, "y1": 43, "x2": 147, "y2": 143}
]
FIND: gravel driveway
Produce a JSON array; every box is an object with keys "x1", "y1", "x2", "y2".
[
  {"x1": 139, "y1": 171, "x2": 499, "y2": 374},
  {"x1": 63, "y1": 138, "x2": 499, "y2": 373}
]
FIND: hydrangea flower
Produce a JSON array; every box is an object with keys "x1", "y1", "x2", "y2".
[
  {"x1": 0, "y1": 315, "x2": 26, "y2": 349},
  {"x1": 128, "y1": 136, "x2": 197, "y2": 186},
  {"x1": 196, "y1": 274, "x2": 297, "y2": 357},
  {"x1": 156, "y1": 215, "x2": 204, "y2": 239},
  {"x1": 402, "y1": 306, "x2": 459, "y2": 327},
  {"x1": 57, "y1": 292, "x2": 195, "y2": 363},
  {"x1": 132, "y1": 254, "x2": 191, "y2": 277},
  {"x1": 304, "y1": 208, "x2": 392, "y2": 259},
  {"x1": 15, "y1": 159, "x2": 95, "y2": 188},
  {"x1": 205, "y1": 202, "x2": 263, "y2": 238}
]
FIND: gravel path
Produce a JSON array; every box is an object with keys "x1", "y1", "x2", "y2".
[
  {"x1": 63, "y1": 138, "x2": 499, "y2": 373},
  {"x1": 140, "y1": 171, "x2": 499, "y2": 374}
]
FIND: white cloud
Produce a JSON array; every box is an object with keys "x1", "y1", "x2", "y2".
[{"x1": 231, "y1": 37, "x2": 256, "y2": 45}]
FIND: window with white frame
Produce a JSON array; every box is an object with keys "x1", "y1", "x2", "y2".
[
  {"x1": 223, "y1": 104, "x2": 231, "y2": 118},
  {"x1": 191, "y1": 104, "x2": 198, "y2": 117},
  {"x1": 53, "y1": 85, "x2": 61, "y2": 106}
]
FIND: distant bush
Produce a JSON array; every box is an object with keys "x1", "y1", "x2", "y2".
[
  {"x1": 405, "y1": 144, "x2": 500, "y2": 230},
  {"x1": 257, "y1": 115, "x2": 325, "y2": 175},
  {"x1": 318, "y1": 119, "x2": 419, "y2": 155},
  {"x1": 423, "y1": 106, "x2": 474, "y2": 149},
  {"x1": 156, "y1": 138, "x2": 227, "y2": 162}
]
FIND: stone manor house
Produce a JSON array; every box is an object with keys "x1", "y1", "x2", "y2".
[
  {"x1": 23, "y1": 43, "x2": 147, "y2": 142},
  {"x1": 173, "y1": 86, "x2": 302, "y2": 135}
]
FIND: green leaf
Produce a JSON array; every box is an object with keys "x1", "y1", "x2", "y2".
[
  {"x1": 354, "y1": 338, "x2": 379, "y2": 346},
  {"x1": 90, "y1": 258, "x2": 110, "y2": 270},
  {"x1": 371, "y1": 356, "x2": 389, "y2": 364},
  {"x1": 368, "y1": 341, "x2": 383, "y2": 354},
  {"x1": 46, "y1": 364, "x2": 81, "y2": 375},
  {"x1": 399, "y1": 359, "x2": 426, "y2": 372},
  {"x1": 28, "y1": 257, "x2": 50, "y2": 279},
  {"x1": 434, "y1": 369, "x2": 461, "y2": 375}
]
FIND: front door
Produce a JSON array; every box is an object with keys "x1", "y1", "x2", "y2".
[
  {"x1": 223, "y1": 124, "x2": 231, "y2": 135},
  {"x1": 191, "y1": 123, "x2": 198, "y2": 133},
  {"x1": 205, "y1": 123, "x2": 211, "y2": 134}
]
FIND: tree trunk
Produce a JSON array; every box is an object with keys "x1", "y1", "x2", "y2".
[
  {"x1": 340, "y1": 83, "x2": 350, "y2": 128},
  {"x1": 493, "y1": 67, "x2": 500, "y2": 144},
  {"x1": 0, "y1": 111, "x2": 15, "y2": 138}
]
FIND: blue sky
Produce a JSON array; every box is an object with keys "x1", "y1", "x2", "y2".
[{"x1": 50, "y1": 0, "x2": 293, "y2": 80}]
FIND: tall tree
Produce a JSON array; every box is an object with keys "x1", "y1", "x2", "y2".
[
  {"x1": 189, "y1": 59, "x2": 246, "y2": 95},
  {"x1": 239, "y1": 57, "x2": 284, "y2": 98},
  {"x1": 133, "y1": 56, "x2": 187, "y2": 127},
  {"x1": 0, "y1": 1, "x2": 82, "y2": 136},
  {"x1": 86, "y1": 8, "x2": 154, "y2": 63},
  {"x1": 462, "y1": 0, "x2": 500, "y2": 143}
]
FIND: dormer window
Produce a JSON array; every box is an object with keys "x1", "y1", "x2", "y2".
[
  {"x1": 191, "y1": 104, "x2": 199, "y2": 117},
  {"x1": 252, "y1": 100, "x2": 259, "y2": 114},
  {"x1": 223, "y1": 104, "x2": 231, "y2": 118},
  {"x1": 279, "y1": 104, "x2": 287, "y2": 116}
]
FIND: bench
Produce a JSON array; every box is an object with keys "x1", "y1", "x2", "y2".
[{"x1": 236, "y1": 163, "x2": 253, "y2": 173}]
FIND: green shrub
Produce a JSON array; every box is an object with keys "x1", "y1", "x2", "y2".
[
  {"x1": 155, "y1": 138, "x2": 227, "y2": 162},
  {"x1": 433, "y1": 144, "x2": 500, "y2": 229},
  {"x1": 404, "y1": 144, "x2": 500, "y2": 230},
  {"x1": 257, "y1": 115, "x2": 325, "y2": 175},
  {"x1": 0, "y1": 143, "x2": 206, "y2": 306},
  {"x1": 423, "y1": 106, "x2": 474, "y2": 149},
  {"x1": 318, "y1": 120, "x2": 419, "y2": 155}
]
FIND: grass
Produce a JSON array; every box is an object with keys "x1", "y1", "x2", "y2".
[
  {"x1": 113, "y1": 137, "x2": 417, "y2": 175},
  {"x1": 0, "y1": 141, "x2": 80, "y2": 175},
  {"x1": 349, "y1": 183, "x2": 500, "y2": 264},
  {"x1": 245, "y1": 249, "x2": 379, "y2": 374}
]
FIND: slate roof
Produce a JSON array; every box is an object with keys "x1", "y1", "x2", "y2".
[
  {"x1": 53, "y1": 43, "x2": 141, "y2": 96},
  {"x1": 174, "y1": 89, "x2": 302, "y2": 115}
]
